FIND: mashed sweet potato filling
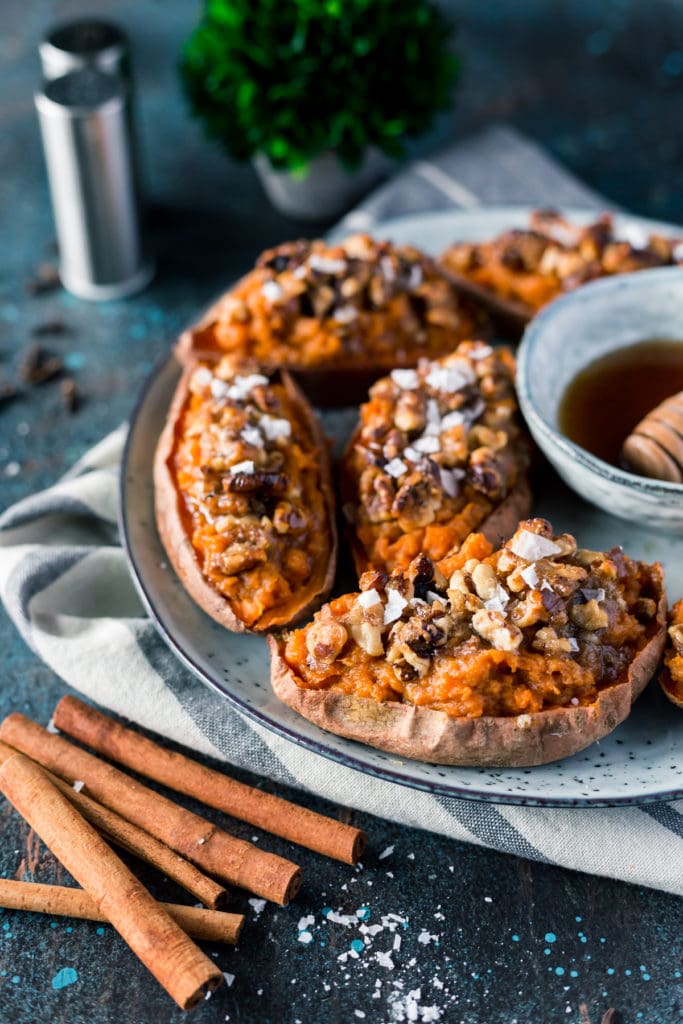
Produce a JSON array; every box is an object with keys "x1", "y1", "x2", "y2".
[
  {"x1": 187, "y1": 234, "x2": 481, "y2": 371},
  {"x1": 282, "y1": 519, "x2": 662, "y2": 718},
  {"x1": 172, "y1": 359, "x2": 329, "y2": 627}
]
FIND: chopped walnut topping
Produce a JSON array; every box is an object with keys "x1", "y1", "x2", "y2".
[
  {"x1": 440, "y1": 210, "x2": 683, "y2": 315},
  {"x1": 172, "y1": 357, "x2": 328, "y2": 626},
  {"x1": 472, "y1": 608, "x2": 523, "y2": 651},
  {"x1": 285, "y1": 520, "x2": 662, "y2": 719},
  {"x1": 570, "y1": 599, "x2": 609, "y2": 631},
  {"x1": 306, "y1": 608, "x2": 348, "y2": 667},
  {"x1": 208, "y1": 235, "x2": 483, "y2": 373},
  {"x1": 344, "y1": 342, "x2": 529, "y2": 571}
]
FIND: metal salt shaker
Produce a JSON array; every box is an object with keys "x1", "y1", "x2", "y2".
[{"x1": 34, "y1": 21, "x2": 152, "y2": 300}]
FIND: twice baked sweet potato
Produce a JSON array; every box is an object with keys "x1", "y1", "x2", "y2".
[
  {"x1": 339, "y1": 341, "x2": 531, "y2": 576},
  {"x1": 176, "y1": 234, "x2": 489, "y2": 407},
  {"x1": 661, "y1": 598, "x2": 683, "y2": 709},
  {"x1": 269, "y1": 519, "x2": 666, "y2": 766},
  {"x1": 155, "y1": 357, "x2": 337, "y2": 632},
  {"x1": 439, "y1": 209, "x2": 683, "y2": 323}
]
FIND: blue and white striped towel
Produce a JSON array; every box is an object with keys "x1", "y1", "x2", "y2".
[{"x1": 1, "y1": 127, "x2": 681, "y2": 897}]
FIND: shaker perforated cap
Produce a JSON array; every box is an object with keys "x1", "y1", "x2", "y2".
[
  {"x1": 35, "y1": 70, "x2": 153, "y2": 301},
  {"x1": 39, "y1": 19, "x2": 129, "y2": 81}
]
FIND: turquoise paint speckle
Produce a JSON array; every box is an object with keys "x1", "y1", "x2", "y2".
[
  {"x1": 51, "y1": 967, "x2": 79, "y2": 990},
  {"x1": 1, "y1": 970, "x2": 7, "y2": 977},
  {"x1": 511, "y1": 934, "x2": 520, "y2": 942},
  {"x1": 356, "y1": 907, "x2": 371, "y2": 921},
  {"x1": 544, "y1": 932, "x2": 557, "y2": 943},
  {"x1": 555, "y1": 967, "x2": 565, "y2": 976},
  {"x1": 543, "y1": 948, "x2": 551, "y2": 955},
  {"x1": 642, "y1": 973, "x2": 651, "y2": 981},
  {"x1": 675, "y1": 971, "x2": 681, "y2": 978},
  {"x1": 471, "y1": 972, "x2": 479, "y2": 980},
  {"x1": 570, "y1": 970, "x2": 578, "y2": 978},
  {"x1": 65, "y1": 926, "x2": 73, "y2": 933},
  {"x1": 322, "y1": 906, "x2": 333, "y2": 917},
  {"x1": 96, "y1": 927, "x2": 105, "y2": 936},
  {"x1": 607, "y1": 968, "x2": 615, "y2": 975},
  {"x1": 575, "y1": 916, "x2": 582, "y2": 923},
  {"x1": 580, "y1": 936, "x2": 587, "y2": 943},
  {"x1": 11, "y1": 976, "x2": 19, "y2": 984},
  {"x1": 50, "y1": 922, "x2": 58, "y2": 929},
  {"x1": 3, "y1": 922, "x2": 10, "y2": 931},
  {"x1": 350, "y1": 939, "x2": 364, "y2": 954},
  {"x1": 599, "y1": 937, "x2": 606, "y2": 943},
  {"x1": 625, "y1": 970, "x2": 632, "y2": 976},
  {"x1": 64, "y1": 351, "x2": 86, "y2": 371}
]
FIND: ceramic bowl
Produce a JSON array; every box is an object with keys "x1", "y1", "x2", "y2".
[{"x1": 516, "y1": 266, "x2": 683, "y2": 533}]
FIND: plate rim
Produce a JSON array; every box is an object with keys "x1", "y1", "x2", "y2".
[{"x1": 119, "y1": 204, "x2": 683, "y2": 808}]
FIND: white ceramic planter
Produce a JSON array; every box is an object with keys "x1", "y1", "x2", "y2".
[{"x1": 253, "y1": 148, "x2": 391, "y2": 222}]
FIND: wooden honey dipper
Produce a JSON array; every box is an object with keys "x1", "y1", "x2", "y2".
[{"x1": 622, "y1": 390, "x2": 683, "y2": 482}]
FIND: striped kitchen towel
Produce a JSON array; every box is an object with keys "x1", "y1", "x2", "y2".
[{"x1": 0, "y1": 127, "x2": 681, "y2": 896}]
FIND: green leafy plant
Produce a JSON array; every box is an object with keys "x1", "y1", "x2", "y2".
[{"x1": 181, "y1": 0, "x2": 459, "y2": 173}]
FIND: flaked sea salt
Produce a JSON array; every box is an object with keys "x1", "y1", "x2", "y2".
[
  {"x1": 390, "y1": 369, "x2": 419, "y2": 390},
  {"x1": 230, "y1": 460, "x2": 255, "y2": 475},
  {"x1": 414, "y1": 435, "x2": 440, "y2": 455},
  {"x1": 240, "y1": 425, "x2": 263, "y2": 447},
  {"x1": 385, "y1": 457, "x2": 408, "y2": 479},
  {"x1": 260, "y1": 414, "x2": 291, "y2": 441},
  {"x1": 228, "y1": 374, "x2": 269, "y2": 402},
  {"x1": 509, "y1": 530, "x2": 562, "y2": 561},
  {"x1": 358, "y1": 588, "x2": 382, "y2": 609},
  {"x1": 261, "y1": 280, "x2": 284, "y2": 302},
  {"x1": 384, "y1": 589, "x2": 408, "y2": 625},
  {"x1": 520, "y1": 564, "x2": 539, "y2": 589}
]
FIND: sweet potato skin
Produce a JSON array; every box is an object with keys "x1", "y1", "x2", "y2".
[
  {"x1": 660, "y1": 597, "x2": 683, "y2": 710},
  {"x1": 267, "y1": 564, "x2": 666, "y2": 767},
  {"x1": 154, "y1": 361, "x2": 337, "y2": 634}
]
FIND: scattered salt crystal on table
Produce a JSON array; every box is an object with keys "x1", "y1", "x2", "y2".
[
  {"x1": 72, "y1": 780, "x2": 85, "y2": 792},
  {"x1": 248, "y1": 898, "x2": 266, "y2": 916},
  {"x1": 222, "y1": 973, "x2": 235, "y2": 987}
]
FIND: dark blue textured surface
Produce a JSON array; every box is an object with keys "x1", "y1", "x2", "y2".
[{"x1": 0, "y1": 2, "x2": 682, "y2": 1022}]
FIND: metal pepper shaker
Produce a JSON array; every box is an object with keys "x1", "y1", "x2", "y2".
[
  {"x1": 34, "y1": 67, "x2": 153, "y2": 301},
  {"x1": 39, "y1": 19, "x2": 130, "y2": 82}
]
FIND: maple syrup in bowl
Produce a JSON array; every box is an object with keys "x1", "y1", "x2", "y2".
[
  {"x1": 558, "y1": 339, "x2": 683, "y2": 468},
  {"x1": 516, "y1": 266, "x2": 683, "y2": 532}
]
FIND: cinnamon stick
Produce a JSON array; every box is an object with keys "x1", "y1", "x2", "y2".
[
  {"x1": 0, "y1": 737, "x2": 226, "y2": 910},
  {"x1": 0, "y1": 754, "x2": 222, "y2": 1010},
  {"x1": 0, "y1": 880, "x2": 243, "y2": 944},
  {"x1": 53, "y1": 696, "x2": 365, "y2": 864},
  {"x1": 0, "y1": 714, "x2": 301, "y2": 905}
]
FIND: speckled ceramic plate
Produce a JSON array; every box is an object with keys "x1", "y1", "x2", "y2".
[{"x1": 121, "y1": 207, "x2": 683, "y2": 807}]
